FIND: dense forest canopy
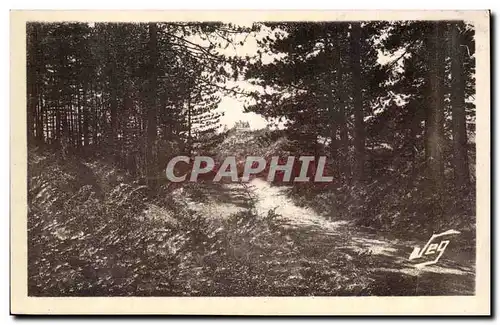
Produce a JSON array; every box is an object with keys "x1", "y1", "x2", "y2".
[
  {"x1": 27, "y1": 22, "x2": 253, "y2": 181},
  {"x1": 26, "y1": 19, "x2": 478, "y2": 298},
  {"x1": 27, "y1": 20, "x2": 475, "y2": 194}
]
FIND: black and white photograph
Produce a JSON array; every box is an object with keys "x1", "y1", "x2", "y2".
[{"x1": 10, "y1": 10, "x2": 490, "y2": 315}]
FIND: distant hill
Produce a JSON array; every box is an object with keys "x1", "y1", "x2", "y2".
[{"x1": 216, "y1": 127, "x2": 295, "y2": 162}]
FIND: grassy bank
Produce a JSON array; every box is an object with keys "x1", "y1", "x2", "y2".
[{"x1": 28, "y1": 146, "x2": 375, "y2": 296}]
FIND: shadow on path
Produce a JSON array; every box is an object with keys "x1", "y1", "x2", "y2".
[{"x1": 184, "y1": 178, "x2": 475, "y2": 295}]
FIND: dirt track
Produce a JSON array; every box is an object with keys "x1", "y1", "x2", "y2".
[{"x1": 182, "y1": 178, "x2": 476, "y2": 295}]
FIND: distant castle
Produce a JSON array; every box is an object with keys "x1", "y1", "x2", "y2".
[{"x1": 233, "y1": 120, "x2": 250, "y2": 131}]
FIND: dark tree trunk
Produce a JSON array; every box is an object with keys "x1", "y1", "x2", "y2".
[
  {"x1": 27, "y1": 24, "x2": 38, "y2": 142},
  {"x1": 37, "y1": 87, "x2": 45, "y2": 142},
  {"x1": 350, "y1": 22, "x2": 365, "y2": 182},
  {"x1": 69, "y1": 96, "x2": 75, "y2": 147},
  {"x1": 450, "y1": 22, "x2": 470, "y2": 190},
  {"x1": 77, "y1": 90, "x2": 82, "y2": 149},
  {"x1": 146, "y1": 23, "x2": 158, "y2": 186},
  {"x1": 110, "y1": 76, "x2": 118, "y2": 147},
  {"x1": 188, "y1": 96, "x2": 192, "y2": 154},
  {"x1": 410, "y1": 105, "x2": 424, "y2": 176},
  {"x1": 91, "y1": 79, "x2": 98, "y2": 146},
  {"x1": 83, "y1": 85, "x2": 89, "y2": 147},
  {"x1": 55, "y1": 103, "x2": 61, "y2": 141},
  {"x1": 426, "y1": 22, "x2": 446, "y2": 191},
  {"x1": 334, "y1": 31, "x2": 349, "y2": 178}
]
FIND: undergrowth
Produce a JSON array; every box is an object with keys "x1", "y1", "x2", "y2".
[{"x1": 28, "y1": 146, "x2": 374, "y2": 296}]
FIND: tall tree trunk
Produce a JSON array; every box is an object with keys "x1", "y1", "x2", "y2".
[
  {"x1": 110, "y1": 75, "x2": 118, "y2": 150},
  {"x1": 55, "y1": 102, "x2": 61, "y2": 141},
  {"x1": 187, "y1": 95, "x2": 193, "y2": 156},
  {"x1": 410, "y1": 106, "x2": 423, "y2": 176},
  {"x1": 37, "y1": 87, "x2": 45, "y2": 142},
  {"x1": 51, "y1": 106, "x2": 56, "y2": 143},
  {"x1": 27, "y1": 24, "x2": 38, "y2": 142},
  {"x1": 350, "y1": 22, "x2": 365, "y2": 182},
  {"x1": 426, "y1": 22, "x2": 446, "y2": 191},
  {"x1": 334, "y1": 31, "x2": 349, "y2": 178},
  {"x1": 75, "y1": 91, "x2": 81, "y2": 149},
  {"x1": 146, "y1": 23, "x2": 158, "y2": 186},
  {"x1": 450, "y1": 22, "x2": 470, "y2": 190},
  {"x1": 339, "y1": 102, "x2": 349, "y2": 178},
  {"x1": 83, "y1": 85, "x2": 89, "y2": 147},
  {"x1": 92, "y1": 79, "x2": 98, "y2": 145},
  {"x1": 69, "y1": 96, "x2": 75, "y2": 147}
]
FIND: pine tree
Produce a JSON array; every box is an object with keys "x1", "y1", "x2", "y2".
[{"x1": 450, "y1": 22, "x2": 471, "y2": 190}]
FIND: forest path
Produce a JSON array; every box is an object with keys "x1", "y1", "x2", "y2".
[{"x1": 184, "y1": 178, "x2": 475, "y2": 295}]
